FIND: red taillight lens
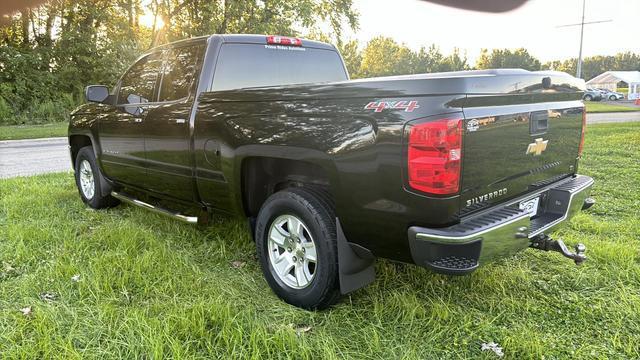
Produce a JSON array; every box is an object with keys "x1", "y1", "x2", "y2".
[
  {"x1": 407, "y1": 118, "x2": 463, "y2": 195},
  {"x1": 266, "y1": 35, "x2": 302, "y2": 46},
  {"x1": 578, "y1": 109, "x2": 586, "y2": 157}
]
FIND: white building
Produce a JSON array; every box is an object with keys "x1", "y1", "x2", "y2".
[{"x1": 585, "y1": 71, "x2": 640, "y2": 100}]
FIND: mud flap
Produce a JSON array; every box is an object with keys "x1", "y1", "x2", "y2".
[{"x1": 336, "y1": 218, "x2": 376, "y2": 294}]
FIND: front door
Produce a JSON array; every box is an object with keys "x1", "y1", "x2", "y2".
[
  {"x1": 143, "y1": 43, "x2": 205, "y2": 201},
  {"x1": 99, "y1": 52, "x2": 163, "y2": 186}
]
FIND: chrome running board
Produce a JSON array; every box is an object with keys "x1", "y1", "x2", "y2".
[{"x1": 111, "y1": 191, "x2": 198, "y2": 224}]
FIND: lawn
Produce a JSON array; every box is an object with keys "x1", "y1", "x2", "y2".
[
  {"x1": 585, "y1": 101, "x2": 638, "y2": 113},
  {"x1": 1, "y1": 122, "x2": 639, "y2": 359},
  {"x1": 0, "y1": 122, "x2": 68, "y2": 141}
]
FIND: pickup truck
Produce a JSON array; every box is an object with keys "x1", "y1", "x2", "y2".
[{"x1": 69, "y1": 34, "x2": 595, "y2": 309}]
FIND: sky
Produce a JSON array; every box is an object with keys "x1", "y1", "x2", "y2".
[{"x1": 347, "y1": 0, "x2": 640, "y2": 64}]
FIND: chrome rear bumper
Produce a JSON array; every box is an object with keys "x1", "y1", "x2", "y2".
[{"x1": 408, "y1": 175, "x2": 594, "y2": 274}]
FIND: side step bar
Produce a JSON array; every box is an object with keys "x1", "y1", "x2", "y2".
[{"x1": 111, "y1": 191, "x2": 198, "y2": 224}]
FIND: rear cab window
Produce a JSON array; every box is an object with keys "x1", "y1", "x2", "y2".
[{"x1": 211, "y1": 43, "x2": 347, "y2": 91}]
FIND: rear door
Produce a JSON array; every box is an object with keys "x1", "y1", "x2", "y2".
[
  {"x1": 143, "y1": 43, "x2": 205, "y2": 201},
  {"x1": 99, "y1": 52, "x2": 163, "y2": 185},
  {"x1": 460, "y1": 101, "x2": 583, "y2": 213},
  {"x1": 194, "y1": 41, "x2": 348, "y2": 210}
]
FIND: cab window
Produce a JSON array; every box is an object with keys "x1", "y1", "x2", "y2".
[
  {"x1": 158, "y1": 44, "x2": 204, "y2": 102},
  {"x1": 118, "y1": 52, "x2": 163, "y2": 104}
]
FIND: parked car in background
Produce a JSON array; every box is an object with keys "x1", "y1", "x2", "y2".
[
  {"x1": 583, "y1": 88, "x2": 603, "y2": 101},
  {"x1": 596, "y1": 88, "x2": 625, "y2": 101}
]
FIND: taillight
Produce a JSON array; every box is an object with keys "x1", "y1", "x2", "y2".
[
  {"x1": 266, "y1": 35, "x2": 302, "y2": 46},
  {"x1": 407, "y1": 118, "x2": 463, "y2": 195},
  {"x1": 578, "y1": 109, "x2": 586, "y2": 157}
]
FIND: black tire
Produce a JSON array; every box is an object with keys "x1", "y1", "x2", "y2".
[
  {"x1": 74, "y1": 146, "x2": 119, "y2": 209},
  {"x1": 583, "y1": 94, "x2": 593, "y2": 101},
  {"x1": 609, "y1": 95, "x2": 616, "y2": 101},
  {"x1": 255, "y1": 187, "x2": 341, "y2": 310}
]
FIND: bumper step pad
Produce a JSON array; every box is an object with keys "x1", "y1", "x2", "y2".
[{"x1": 430, "y1": 256, "x2": 478, "y2": 273}]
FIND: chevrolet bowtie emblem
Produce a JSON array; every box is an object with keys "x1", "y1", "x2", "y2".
[{"x1": 526, "y1": 138, "x2": 548, "y2": 156}]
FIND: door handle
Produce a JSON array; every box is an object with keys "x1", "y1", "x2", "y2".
[
  {"x1": 171, "y1": 118, "x2": 187, "y2": 124},
  {"x1": 133, "y1": 118, "x2": 143, "y2": 123}
]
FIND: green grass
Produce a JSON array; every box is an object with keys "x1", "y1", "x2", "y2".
[
  {"x1": 1, "y1": 122, "x2": 639, "y2": 359},
  {"x1": 0, "y1": 122, "x2": 68, "y2": 141},
  {"x1": 617, "y1": 87, "x2": 628, "y2": 95},
  {"x1": 585, "y1": 102, "x2": 638, "y2": 113}
]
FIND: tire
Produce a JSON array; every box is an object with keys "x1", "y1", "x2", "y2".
[
  {"x1": 583, "y1": 94, "x2": 593, "y2": 101},
  {"x1": 255, "y1": 187, "x2": 341, "y2": 310},
  {"x1": 609, "y1": 95, "x2": 616, "y2": 101},
  {"x1": 74, "y1": 146, "x2": 119, "y2": 209}
]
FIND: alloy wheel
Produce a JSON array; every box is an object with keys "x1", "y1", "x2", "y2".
[
  {"x1": 267, "y1": 214, "x2": 318, "y2": 289},
  {"x1": 79, "y1": 159, "x2": 95, "y2": 200}
]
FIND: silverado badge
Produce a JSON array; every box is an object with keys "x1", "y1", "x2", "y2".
[{"x1": 526, "y1": 138, "x2": 548, "y2": 156}]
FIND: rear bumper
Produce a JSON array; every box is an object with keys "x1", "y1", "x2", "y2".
[{"x1": 408, "y1": 174, "x2": 594, "y2": 275}]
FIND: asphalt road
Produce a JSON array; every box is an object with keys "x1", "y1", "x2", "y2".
[
  {"x1": 586, "y1": 111, "x2": 640, "y2": 124},
  {"x1": 0, "y1": 137, "x2": 71, "y2": 179},
  {"x1": 1, "y1": 111, "x2": 639, "y2": 179}
]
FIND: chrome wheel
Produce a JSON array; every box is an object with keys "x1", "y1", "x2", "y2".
[
  {"x1": 267, "y1": 214, "x2": 317, "y2": 289},
  {"x1": 79, "y1": 159, "x2": 95, "y2": 200}
]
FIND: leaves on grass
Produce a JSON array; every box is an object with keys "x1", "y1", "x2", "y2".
[
  {"x1": 39, "y1": 292, "x2": 56, "y2": 302},
  {"x1": 481, "y1": 342, "x2": 504, "y2": 357},
  {"x1": 1, "y1": 262, "x2": 19, "y2": 280},
  {"x1": 230, "y1": 261, "x2": 246, "y2": 269},
  {"x1": 19, "y1": 306, "x2": 32, "y2": 316},
  {"x1": 296, "y1": 325, "x2": 312, "y2": 336},
  {"x1": 71, "y1": 274, "x2": 81, "y2": 282},
  {"x1": 287, "y1": 324, "x2": 312, "y2": 336}
]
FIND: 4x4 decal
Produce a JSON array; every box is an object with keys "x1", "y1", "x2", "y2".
[{"x1": 364, "y1": 100, "x2": 420, "y2": 113}]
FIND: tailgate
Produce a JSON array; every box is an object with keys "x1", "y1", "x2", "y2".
[{"x1": 460, "y1": 101, "x2": 584, "y2": 213}]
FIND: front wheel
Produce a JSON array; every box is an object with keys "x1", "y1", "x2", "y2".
[
  {"x1": 255, "y1": 187, "x2": 341, "y2": 310},
  {"x1": 583, "y1": 94, "x2": 593, "y2": 101},
  {"x1": 609, "y1": 95, "x2": 616, "y2": 101},
  {"x1": 74, "y1": 146, "x2": 119, "y2": 209}
]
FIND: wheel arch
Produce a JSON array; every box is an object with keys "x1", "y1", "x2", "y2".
[
  {"x1": 240, "y1": 155, "x2": 338, "y2": 218},
  {"x1": 69, "y1": 134, "x2": 94, "y2": 169}
]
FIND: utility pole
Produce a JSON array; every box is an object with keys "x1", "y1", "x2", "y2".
[
  {"x1": 556, "y1": 0, "x2": 611, "y2": 79},
  {"x1": 577, "y1": 0, "x2": 586, "y2": 78}
]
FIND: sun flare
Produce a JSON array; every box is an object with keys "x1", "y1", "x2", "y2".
[{"x1": 139, "y1": 13, "x2": 164, "y2": 30}]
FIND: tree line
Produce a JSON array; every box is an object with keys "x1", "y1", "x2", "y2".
[{"x1": 1, "y1": 0, "x2": 639, "y2": 126}]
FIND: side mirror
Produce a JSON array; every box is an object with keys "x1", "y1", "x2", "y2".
[{"x1": 85, "y1": 85, "x2": 109, "y2": 103}]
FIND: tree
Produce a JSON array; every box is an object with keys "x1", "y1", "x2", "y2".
[
  {"x1": 337, "y1": 40, "x2": 362, "y2": 78},
  {"x1": 354, "y1": 38, "x2": 469, "y2": 78},
  {"x1": 476, "y1": 48, "x2": 541, "y2": 71},
  {"x1": 543, "y1": 52, "x2": 640, "y2": 80},
  {"x1": 148, "y1": 0, "x2": 358, "y2": 47},
  {"x1": 0, "y1": 0, "x2": 359, "y2": 125}
]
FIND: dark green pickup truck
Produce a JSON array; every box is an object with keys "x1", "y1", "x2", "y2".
[{"x1": 69, "y1": 34, "x2": 595, "y2": 309}]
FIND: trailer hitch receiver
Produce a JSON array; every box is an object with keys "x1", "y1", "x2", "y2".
[{"x1": 530, "y1": 234, "x2": 586, "y2": 265}]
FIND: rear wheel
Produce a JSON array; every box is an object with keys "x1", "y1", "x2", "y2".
[
  {"x1": 583, "y1": 94, "x2": 593, "y2": 101},
  {"x1": 255, "y1": 187, "x2": 340, "y2": 309},
  {"x1": 74, "y1": 146, "x2": 119, "y2": 209}
]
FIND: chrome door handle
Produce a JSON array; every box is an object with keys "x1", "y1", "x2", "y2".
[
  {"x1": 133, "y1": 118, "x2": 143, "y2": 123},
  {"x1": 171, "y1": 118, "x2": 187, "y2": 124}
]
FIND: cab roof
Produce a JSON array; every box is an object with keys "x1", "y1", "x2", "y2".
[{"x1": 148, "y1": 34, "x2": 336, "y2": 52}]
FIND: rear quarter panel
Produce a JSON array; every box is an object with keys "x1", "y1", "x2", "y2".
[{"x1": 194, "y1": 84, "x2": 464, "y2": 261}]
